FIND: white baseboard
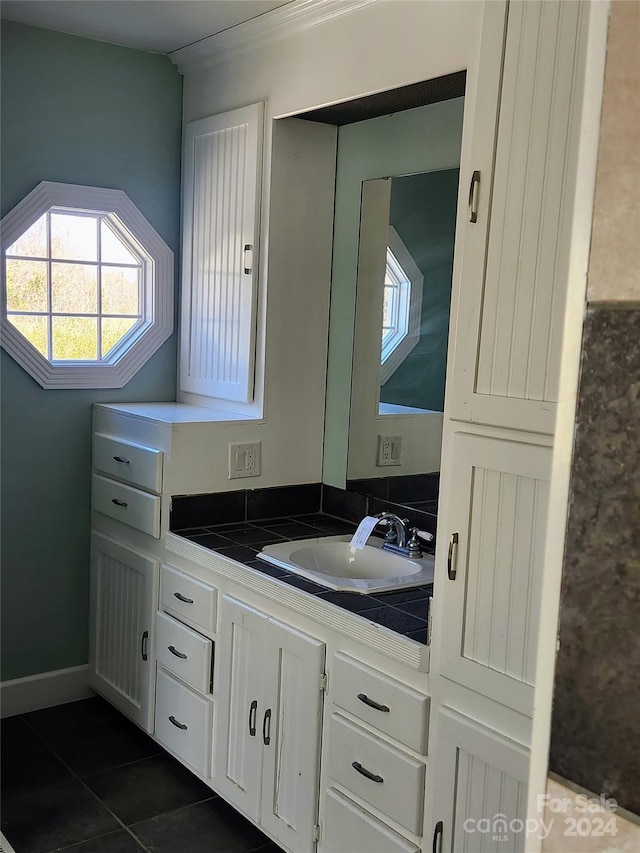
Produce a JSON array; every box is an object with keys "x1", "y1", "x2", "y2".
[{"x1": 0, "y1": 664, "x2": 93, "y2": 718}]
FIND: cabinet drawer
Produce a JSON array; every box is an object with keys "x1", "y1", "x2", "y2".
[
  {"x1": 328, "y1": 714, "x2": 425, "y2": 835},
  {"x1": 94, "y1": 433, "x2": 163, "y2": 494},
  {"x1": 332, "y1": 653, "x2": 429, "y2": 754},
  {"x1": 160, "y1": 565, "x2": 217, "y2": 634},
  {"x1": 323, "y1": 788, "x2": 420, "y2": 853},
  {"x1": 156, "y1": 612, "x2": 213, "y2": 695},
  {"x1": 155, "y1": 668, "x2": 212, "y2": 778},
  {"x1": 92, "y1": 474, "x2": 161, "y2": 538}
]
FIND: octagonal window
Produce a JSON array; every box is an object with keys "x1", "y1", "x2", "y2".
[{"x1": 1, "y1": 182, "x2": 173, "y2": 389}]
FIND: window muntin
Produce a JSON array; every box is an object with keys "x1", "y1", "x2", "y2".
[
  {"x1": 6, "y1": 211, "x2": 144, "y2": 362},
  {"x1": 1, "y1": 182, "x2": 173, "y2": 389}
]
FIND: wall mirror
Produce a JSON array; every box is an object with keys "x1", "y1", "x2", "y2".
[{"x1": 321, "y1": 93, "x2": 464, "y2": 512}]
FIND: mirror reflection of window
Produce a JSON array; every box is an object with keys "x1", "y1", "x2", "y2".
[
  {"x1": 380, "y1": 227, "x2": 423, "y2": 384},
  {"x1": 378, "y1": 169, "x2": 459, "y2": 416}
]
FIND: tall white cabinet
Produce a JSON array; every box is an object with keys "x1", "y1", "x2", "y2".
[{"x1": 428, "y1": 1, "x2": 593, "y2": 850}]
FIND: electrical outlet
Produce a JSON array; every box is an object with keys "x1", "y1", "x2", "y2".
[
  {"x1": 228, "y1": 442, "x2": 261, "y2": 479},
  {"x1": 376, "y1": 434, "x2": 402, "y2": 466}
]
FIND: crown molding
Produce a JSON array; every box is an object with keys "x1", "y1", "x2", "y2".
[{"x1": 170, "y1": 0, "x2": 377, "y2": 75}]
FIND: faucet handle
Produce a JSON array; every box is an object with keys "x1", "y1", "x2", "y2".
[
  {"x1": 411, "y1": 527, "x2": 434, "y2": 543},
  {"x1": 407, "y1": 527, "x2": 434, "y2": 558}
]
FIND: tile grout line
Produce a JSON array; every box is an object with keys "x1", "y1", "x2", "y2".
[{"x1": 16, "y1": 711, "x2": 157, "y2": 853}]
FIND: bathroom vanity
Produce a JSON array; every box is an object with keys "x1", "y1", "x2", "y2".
[
  {"x1": 89, "y1": 402, "x2": 434, "y2": 853},
  {"x1": 88, "y1": 1, "x2": 603, "y2": 851}
]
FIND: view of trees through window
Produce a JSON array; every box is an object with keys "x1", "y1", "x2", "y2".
[{"x1": 5, "y1": 210, "x2": 142, "y2": 361}]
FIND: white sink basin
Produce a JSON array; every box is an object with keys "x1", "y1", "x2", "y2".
[{"x1": 258, "y1": 534, "x2": 434, "y2": 594}]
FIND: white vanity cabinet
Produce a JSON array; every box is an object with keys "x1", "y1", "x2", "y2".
[
  {"x1": 319, "y1": 653, "x2": 430, "y2": 853},
  {"x1": 154, "y1": 564, "x2": 217, "y2": 778},
  {"x1": 88, "y1": 532, "x2": 159, "y2": 732},
  {"x1": 213, "y1": 595, "x2": 326, "y2": 853}
]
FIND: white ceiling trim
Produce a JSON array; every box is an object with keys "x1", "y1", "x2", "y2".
[{"x1": 170, "y1": 0, "x2": 377, "y2": 75}]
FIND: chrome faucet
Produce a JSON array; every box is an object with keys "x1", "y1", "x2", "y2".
[
  {"x1": 375, "y1": 512, "x2": 410, "y2": 549},
  {"x1": 374, "y1": 512, "x2": 434, "y2": 557}
]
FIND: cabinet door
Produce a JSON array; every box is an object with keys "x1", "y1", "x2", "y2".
[
  {"x1": 449, "y1": 0, "x2": 586, "y2": 434},
  {"x1": 438, "y1": 431, "x2": 551, "y2": 715},
  {"x1": 179, "y1": 103, "x2": 263, "y2": 403},
  {"x1": 431, "y1": 708, "x2": 529, "y2": 853},
  {"x1": 213, "y1": 596, "x2": 267, "y2": 821},
  {"x1": 89, "y1": 532, "x2": 158, "y2": 732},
  {"x1": 260, "y1": 618, "x2": 325, "y2": 853}
]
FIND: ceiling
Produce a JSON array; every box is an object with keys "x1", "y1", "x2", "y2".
[{"x1": 0, "y1": 0, "x2": 294, "y2": 54}]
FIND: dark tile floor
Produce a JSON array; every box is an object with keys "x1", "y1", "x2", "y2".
[{"x1": 1, "y1": 695, "x2": 281, "y2": 853}]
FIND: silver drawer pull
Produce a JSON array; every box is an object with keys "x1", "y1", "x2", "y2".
[
  {"x1": 111, "y1": 498, "x2": 128, "y2": 508},
  {"x1": 352, "y1": 761, "x2": 383, "y2": 783},
  {"x1": 173, "y1": 592, "x2": 194, "y2": 604},
  {"x1": 168, "y1": 715, "x2": 188, "y2": 731},
  {"x1": 168, "y1": 645, "x2": 187, "y2": 660},
  {"x1": 112, "y1": 455, "x2": 130, "y2": 464},
  {"x1": 357, "y1": 693, "x2": 390, "y2": 713}
]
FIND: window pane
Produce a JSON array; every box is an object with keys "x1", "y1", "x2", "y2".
[
  {"x1": 101, "y1": 221, "x2": 139, "y2": 265},
  {"x1": 102, "y1": 267, "x2": 139, "y2": 315},
  {"x1": 6, "y1": 215, "x2": 47, "y2": 257},
  {"x1": 51, "y1": 263, "x2": 97, "y2": 314},
  {"x1": 51, "y1": 213, "x2": 98, "y2": 262},
  {"x1": 51, "y1": 316, "x2": 97, "y2": 360},
  {"x1": 8, "y1": 315, "x2": 48, "y2": 357},
  {"x1": 102, "y1": 317, "x2": 138, "y2": 357},
  {"x1": 5, "y1": 260, "x2": 48, "y2": 312}
]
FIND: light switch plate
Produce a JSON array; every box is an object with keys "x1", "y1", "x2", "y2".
[
  {"x1": 376, "y1": 434, "x2": 402, "y2": 466},
  {"x1": 229, "y1": 441, "x2": 261, "y2": 479}
]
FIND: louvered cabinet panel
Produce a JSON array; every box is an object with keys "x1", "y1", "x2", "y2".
[
  {"x1": 450, "y1": 0, "x2": 586, "y2": 433},
  {"x1": 89, "y1": 532, "x2": 159, "y2": 732},
  {"x1": 432, "y1": 708, "x2": 528, "y2": 853},
  {"x1": 180, "y1": 103, "x2": 263, "y2": 403},
  {"x1": 440, "y1": 431, "x2": 551, "y2": 714}
]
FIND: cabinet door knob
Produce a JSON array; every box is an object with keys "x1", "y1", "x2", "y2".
[
  {"x1": 447, "y1": 532, "x2": 459, "y2": 580},
  {"x1": 140, "y1": 630, "x2": 149, "y2": 661},
  {"x1": 432, "y1": 820, "x2": 444, "y2": 853},
  {"x1": 248, "y1": 699, "x2": 258, "y2": 737},
  {"x1": 262, "y1": 708, "x2": 271, "y2": 745},
  {"x1": 351, "y1": 761, "x2": 383, "y2": 783}
]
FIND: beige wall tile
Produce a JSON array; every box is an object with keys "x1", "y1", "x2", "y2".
[{"x1": 588, "y1": 0, "x2": 640, "y2": 303}]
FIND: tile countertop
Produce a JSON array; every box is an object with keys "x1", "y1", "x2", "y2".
[{"x1": 171, "y1": 513, "x2": 432, "y2": 646}]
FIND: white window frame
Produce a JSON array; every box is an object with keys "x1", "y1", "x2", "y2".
[
  {"x1": 380, "y1": 225, "x2": 423, "y2": 384},
  {"x1": 1, "y1": 181, "x2": 173, "y2": 389}
]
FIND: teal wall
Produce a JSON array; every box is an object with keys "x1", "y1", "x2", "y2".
[
  {"x1": 381, "y1": 168, "x2": 459, "y2": 411},
  {"x1": 1, "y1": 22, "x2": 182, "y2": 680},
  {"x1": 323, "y1": 98, "x2": 463, "y2": 487}
]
